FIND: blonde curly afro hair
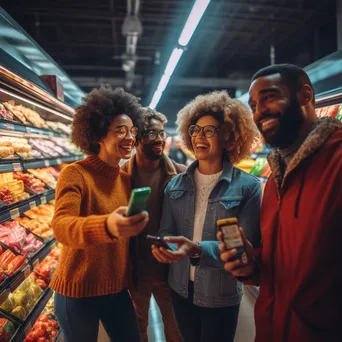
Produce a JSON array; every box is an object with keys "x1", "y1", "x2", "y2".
[{"x1": 176, "y1": 90, "x2": 259, "y2": 165}]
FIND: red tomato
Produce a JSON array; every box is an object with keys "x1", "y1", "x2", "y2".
[
  {"x1": 37, "y1": 337, "x2": 47, "y2": 342},
  {"x1": 50, "y1": 329, "x2": 58, "y2": 337},
  {"x1": 36, "y1": 329, "x2": 45, "y2": 337},
  {"x1": 39, "y1": 314, "x2": 49, "y2": 323}
]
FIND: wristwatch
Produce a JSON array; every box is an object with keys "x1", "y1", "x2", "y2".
[{"x1": 190, "y1": 242, "x2": 201, "y2": 266}]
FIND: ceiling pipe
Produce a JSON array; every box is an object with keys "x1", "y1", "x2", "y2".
[{"x1": 122, "y1": 0, "x2": 143, "y2": 90}]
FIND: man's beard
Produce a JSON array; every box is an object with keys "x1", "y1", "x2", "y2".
[
  {"x1": 258, "y1": 96, "x2": 305, "y2": 149},
  {"x1": 142, "y1": 142, "x2": 165, "y2": 160}
]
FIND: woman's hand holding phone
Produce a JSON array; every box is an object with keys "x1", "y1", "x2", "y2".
[
  {"x1": 152, "y1": 236, "x2": 200, "y2": 264},
  {"x1": 106, "y1": 206, "x2": 149, "y2": 238}
]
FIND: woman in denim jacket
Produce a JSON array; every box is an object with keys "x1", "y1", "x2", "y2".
[{"x1": 152, "y1": 90, "x2": 262, "y2": 342}]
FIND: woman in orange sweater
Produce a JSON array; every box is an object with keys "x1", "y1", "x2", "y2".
[{"x1": 50, "y1": 87, "x2": 148, "y2": 342}]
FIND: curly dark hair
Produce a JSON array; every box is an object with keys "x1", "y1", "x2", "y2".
[
  {"x1": 136, "y1": 107, "x2": 168, "y2": 141},
  {"x1": 72, "y1": 86, "x2": 141, "y2": 155}
]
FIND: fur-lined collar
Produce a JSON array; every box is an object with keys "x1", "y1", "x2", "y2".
[{"x1": 267, "y1": 118, "x2": 342, "y2": 190}]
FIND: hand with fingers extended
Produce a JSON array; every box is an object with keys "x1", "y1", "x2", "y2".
[
  {"x1": 106, "y1": 207, "x2": 149, "y2": 238},
  {"x1": 217, "y1": 228, "x2": 257, "y2": 278},
  {"x1": 151, "y1": 236, "x2": 200, "y2": 264}
]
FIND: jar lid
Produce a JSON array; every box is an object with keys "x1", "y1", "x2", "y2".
[{"x1": 217, "y1": 217, "x2": 238, "y2": 226}]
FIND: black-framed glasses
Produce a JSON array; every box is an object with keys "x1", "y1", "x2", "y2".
[
  {"x1": 189, "y1": 125, "x2": 219, "y2": 138},
  {"x1": 143, "y1": 129, "x2": 169, "y2": 141},
  {"x1": 108, "y1": 125, "x2": 138, "y2": 139}
]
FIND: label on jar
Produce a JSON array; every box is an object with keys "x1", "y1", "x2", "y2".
[{"x1": 221, "y1": 223, "x2": 248, "y2": 264}]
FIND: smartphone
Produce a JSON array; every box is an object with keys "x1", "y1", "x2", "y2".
[
  {"x1": 127, "y1": 187, "x2": 151, "y2": 216},
  {"x1": 217, "y1": 217, "x2": 248, "y2": 265},
  {"x1": 146, "y1": 235, "x2": 174, "y2": 251}
]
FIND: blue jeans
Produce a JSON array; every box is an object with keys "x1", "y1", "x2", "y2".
[
  {"x1": 54, "y1": 289, "x2": 141, "y2": 342},
  {"x1": 171, "y1": 282, "x2": 240, "y2": 342}
]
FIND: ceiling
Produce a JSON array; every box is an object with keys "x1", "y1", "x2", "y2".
[{"x1": 1, "y1": 0, "x2": 338, "y2": 126}]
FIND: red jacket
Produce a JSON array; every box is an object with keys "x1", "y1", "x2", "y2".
[{"x1": 254, "y1": 118, "x2": 342, "y2": 342}]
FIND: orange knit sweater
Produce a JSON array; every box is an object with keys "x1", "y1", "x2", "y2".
[{"x1": 50, "y1": 155, "x2": 131, "y2": 298}]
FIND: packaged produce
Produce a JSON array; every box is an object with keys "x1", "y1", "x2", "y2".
[
  {"x1": 6, "y1": 256, "x2": 26, "y2": 276},
  {"x1": 14, "y1": 217, "x2": 53, "y2": 240},
  {"x1": 0, "y1": 250, "x2": 16, "y2": 271},
  {"x1": 0, "y1": 137, "x2": 32, "y2": 159},
  {"x1": 28, "y1": 139, "x2": 68, "y2": 158},
  {"x1": 0, "y1": 103, "x2": 14, "y2": 121},
  {"x1": 0, "y1": 221, "x2": 43, "y2": 256},
  {"x1": 1, "y1": 276, "x2": 43, "y2": 321},
  {"x1": 24, "y1": 312, "x2": 59, "y2": 342},
  {"x1": 0, "y1": 317, "x2": 16, "y2": 342},
  {"x1": 2, "y1": 103, "x2": 46, "y2": 128},
  {"x1": 28, "y1": 168, "x2": 58, "y2": 189},
  {"x1": 13, "y1": 171, "x2": 48, "y2": 193}
]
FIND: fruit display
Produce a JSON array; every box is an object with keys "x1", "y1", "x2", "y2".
[
  {"x1": 28, "y1": 139, "x2": 69, "y2": 158},
  {"x1": 0, "y1": 317, "x2": 16, "y2": 342},
  {"x1": 32, "y1": 247, "x2": 61, "y2": 289},
  {"x1": 13, "y1": 171, "x2": 49, "y2": 194},
  {"x1": 53, "y1": 137, "x2": 81, "y2": 155},
  {"x1": 315, "y1": 105, "x2": 339, "y2": 118},
  {"x1": 0, "y1": 137, "x2": 32, "y2": 159},
  {"x1": 0, "y1": 173, "x2": 30, "y2": 205},
  {"x1": 13, "y1": 217, "x2": 53, "y2": 240},
  {"x1": 3, "y1": 103, "x2": 27, "y2": 124},
  {"x1": 24, "y1": 205, "x2": 54, "y2": 225},
  {"x1": 3, "y1": 103, "x2": 47, "y2": 128},
  {"x1": 0, "y1": 247, "x2": 27, "y2": 277},
  {"x1": 0, "y1": 276, "x2": 43, "y2": 321},
  {"x1": 249, "y1": 158, "x2": 268, "y2": 177},
  {"x1": 0, "y1": 146, "x2": 14, "y2": 159},
  {"x1": 0, "y1": 103, "x2": 14, "y2": 121},
  {"x1": 236, "y1": 158, "x2": 255, "y2": 173},
  {"x1": 27, "y1": 168, "x2": 59, "y2": 189},
  {"x1": 24, "y1": 311, "x2": 59, "y2": 342},
  {"x1": 0, "y1": 221, "x2": 43, "y2": 257}
]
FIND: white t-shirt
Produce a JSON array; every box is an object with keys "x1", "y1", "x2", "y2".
[{"x1": 190, "y1": 168, "x2": 222, "y2": 281}]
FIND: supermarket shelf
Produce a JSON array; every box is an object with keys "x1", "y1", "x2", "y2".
[
  {"x1": 15, "y1": 288, "x2": 53, "y2": 340},
  {"x1": 56, "y1": 331, "x2": 64, "y2": 342},
  {"x1": 0, "y1": 190, "x2": 55, "y2": 224},
  {"x1": 0, "y1": 119, "x2": 68, "y2": 138},
  {"x1": 0, "y1": 241, "x2": 56, "y2": 302},
  {"x1": 0, "y1": 154, "x2": 83, "y2": 174},
  {"x1": 22, "y1": 154, "x2": 83, "y2": 169}
]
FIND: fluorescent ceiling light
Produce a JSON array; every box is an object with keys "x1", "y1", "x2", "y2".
[
  {"x1": 149, "y1": 90, "x2": 163, "y2": 110},
  {"x1": 178, "y1": 0, "x2": 211, "y2": 46},
  {"x1": 157, "y1": 74, "x2": 171, "y2": 92},
  {"x1": 148, "y1": 0, "x2": 210, "y2": 109},
  {"x1": 164, "y1": 48, "x2": 184, "y2": 77}
]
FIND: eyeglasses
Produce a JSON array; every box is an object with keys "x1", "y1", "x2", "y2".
[
  {"x1": 143, "y1": 130, "x2": 169, "y2": 141},
  {"x1": 108, "y1": 125, "x2": 138, "y2": 139},
  {"x1": 189, "y1": 125, "x2": 219, "y2": 138}
]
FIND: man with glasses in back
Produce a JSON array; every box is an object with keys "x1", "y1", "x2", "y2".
[{"x1": 122, "y1": 108, "x2": 185, "y2": 342}]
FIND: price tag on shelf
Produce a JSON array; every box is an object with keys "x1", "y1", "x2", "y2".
[
  {"x1": 23, "y1": 265, "x2": 31, "y2": 279},
  {"x1": 40, "y1": 196, "x2": 47, "y2": 205},
  {"x1": 27, "y1": 127, "x2": 41, "y2": 135},
  {"x1": 5, "y1": 123, "x2": 14, "y2": 131},
  {"x1": 47, "y1": 131, "x2": 54, "y2": 137},
  {"x1": 29, "y1": 201, "x2": 36, "y2": 209},
  {"x1": 12, "y1": 162, "x2": 21, "y2": 171},
  {"x1": 44, "y1": 160, "x2": 50, "y2": 167},
  {"x1": 0, "y1": 288, "x2": 10, "y2": 305},
  {"x1": 24, "y1": 322, "x2": 33, "y2": 336},
  {"x1": 33, "y1": 259, "x2": 39, "y2": 269},
  {"x1": 10, "y1": 208, "x2": 19, "y2": 219},
  {"x1": 56, "y1": 158, "x2": 62, "y2": 164}
]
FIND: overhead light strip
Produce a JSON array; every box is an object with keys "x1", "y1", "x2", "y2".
[{"x1": 148, "y1": 0, "x2": 211, "y2": 109}]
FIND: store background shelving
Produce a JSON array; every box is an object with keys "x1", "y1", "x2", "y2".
[{"x1": 0, "y1": 61, "x2": 83, "y2": 341}]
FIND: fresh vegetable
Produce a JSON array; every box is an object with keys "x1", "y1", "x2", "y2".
[
  {"x1": 7, "y1": 255, "x2": 26, "y2": 275},
  {"x1": 0, "y1": 250, "x2": 16, "y2": 270},
  {"x1": 0, "y1": 317, "x2": 16, "y2": 342}
]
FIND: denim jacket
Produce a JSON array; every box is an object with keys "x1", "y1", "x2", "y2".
[{"x1": 158, "y1": 159, "x2": 262, "y2": 308}]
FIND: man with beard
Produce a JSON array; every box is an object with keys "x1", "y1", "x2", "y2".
[
  {"x1": 122, "y1": 108, "x2": 185, "y2": 342},
  {"x1": 218, "y1": 64, "x2": 342, "y2": 342}
]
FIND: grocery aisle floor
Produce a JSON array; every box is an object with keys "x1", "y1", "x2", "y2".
[{"x1": 98, "y1": 286, "x2": 256, "y2": 342}]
